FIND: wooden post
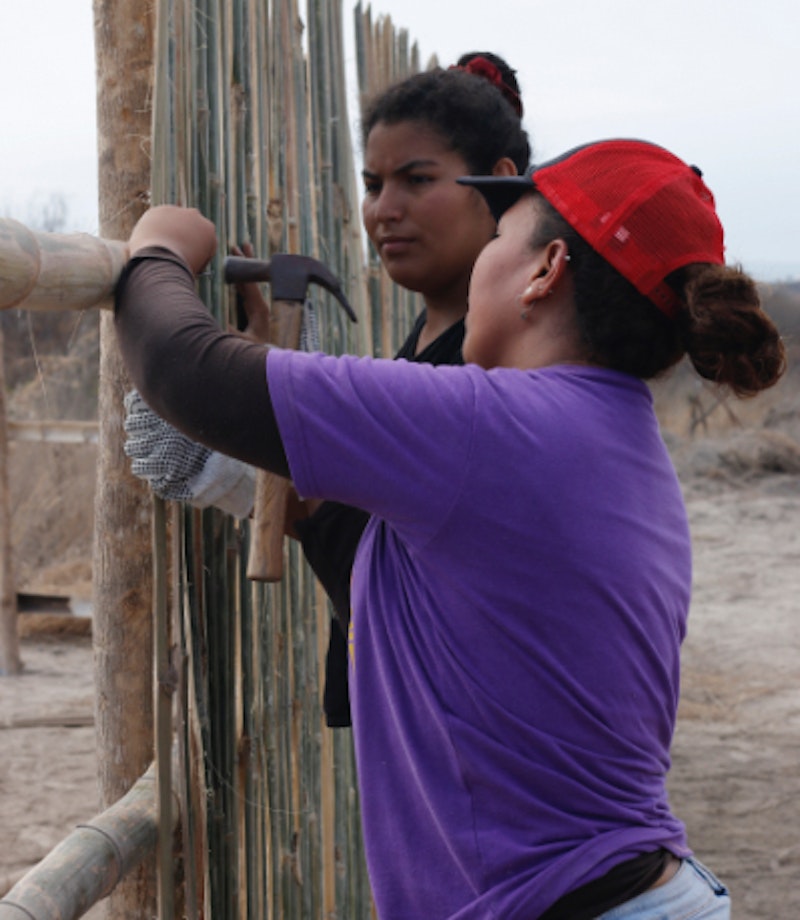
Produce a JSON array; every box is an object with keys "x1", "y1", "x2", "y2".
[
  {"x1": 0, "y1": 324, "x2": 21, "y2": 676},
  {"x1": 92, "y1": 1, "x2": 158, "y2": 917}
]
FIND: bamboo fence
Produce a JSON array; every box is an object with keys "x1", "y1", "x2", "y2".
[
  {"x1": 0, "y1": 1, "x2": 428, "y2": 916},
  {"x1": 146, "y1": 2, "x2": 423, "y2": 918}
]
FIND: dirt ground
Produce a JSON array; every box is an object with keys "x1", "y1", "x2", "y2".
[{"x1": 2, "y1": 373, "x2": 799, "y2": 917}]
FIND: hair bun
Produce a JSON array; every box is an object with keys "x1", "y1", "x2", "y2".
[{"x1": 450, "y1": 54, "x2": 523, "y2": 117}]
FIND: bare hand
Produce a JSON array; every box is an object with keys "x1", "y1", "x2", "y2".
[
  {"x1": 230, "y1": 241, "x2": 272, "y2": 343},
  {"x1": 129, "y1": 205, "x2": 217, "y2": 275}
]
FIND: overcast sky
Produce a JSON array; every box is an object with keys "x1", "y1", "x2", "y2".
[{"x1": 1, "y1": 0, "x2": 798, "y2": 281}]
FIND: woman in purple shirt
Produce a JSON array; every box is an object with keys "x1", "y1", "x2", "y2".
[{"x1": 113, "y1": 139, "x2": 784, "y2": 918}]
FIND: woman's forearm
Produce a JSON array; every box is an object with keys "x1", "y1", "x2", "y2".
[{"x1": 114, "y1": 250, "x2": 290, "y2": 477}]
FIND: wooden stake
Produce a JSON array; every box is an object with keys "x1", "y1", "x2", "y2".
[{"x1": 92, "y1": 2, "x2": 159, "y2": 919}]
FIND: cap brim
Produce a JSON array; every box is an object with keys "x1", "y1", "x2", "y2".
[{"x1": 457, "y1": 174, "x2": 534, "y2": 221}]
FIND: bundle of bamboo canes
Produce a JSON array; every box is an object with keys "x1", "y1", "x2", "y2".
[{"x1": 147, "y1": 2, "x2": 421, "y2": 918}]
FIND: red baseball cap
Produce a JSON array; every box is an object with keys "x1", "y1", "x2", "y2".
[{"x1": 459, "y1": 139, "x2": 725, "y2": 318}]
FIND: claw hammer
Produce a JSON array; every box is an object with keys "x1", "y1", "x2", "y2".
[{"x1": 223, "y1": 254, "x2": 357, "y2": 582}]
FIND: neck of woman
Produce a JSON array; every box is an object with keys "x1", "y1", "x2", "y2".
[{"x1": 416, "y1": 297, "x2": 467, "y2": 355}]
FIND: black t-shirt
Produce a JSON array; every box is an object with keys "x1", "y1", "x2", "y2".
[{"x1": 296, "y1": 311, "x2": 465, "y2": 727}]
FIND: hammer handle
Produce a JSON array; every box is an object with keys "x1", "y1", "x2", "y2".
[{"x1": 247, "y1": 298, "x2": 304, "y2": 582}]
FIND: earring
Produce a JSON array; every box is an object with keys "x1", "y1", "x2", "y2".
[{"x1": 520, "y1": 287, "x2": 532, "y2": 320}]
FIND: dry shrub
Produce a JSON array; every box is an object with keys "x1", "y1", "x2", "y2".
[
  {"x1": 672, "y1": 429, "x2": 800, "y2": 482},
  {"x1": 9, "y1": 441, "x2": 95, "y2": 594}
]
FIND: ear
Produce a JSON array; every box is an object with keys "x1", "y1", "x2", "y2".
[
  {"x1": 520, "y1": 239, "x2": 570, "y2": 303},
  {"x1": 491, "y1": 156, "x2": 518, "y2": 178}
]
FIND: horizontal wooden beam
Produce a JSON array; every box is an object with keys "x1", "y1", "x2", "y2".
[
  {"x1": 7, "y1": 420, "x2": 99, "y2": 445},
  {"x1": 0, "y1": 756, "x2": 179, "y2": 920},
  {"x1": 0, "y1": 218, "x2": 127, "y2": 313}
]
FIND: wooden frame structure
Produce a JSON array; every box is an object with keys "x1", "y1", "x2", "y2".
[{"x1": 0, "y1": 2, "x2": 424, "y2": 917}]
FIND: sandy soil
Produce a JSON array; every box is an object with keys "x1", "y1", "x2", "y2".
[
  {"x1": 667, "y1": 472, "x2": 800, "y2": 917},
  {"x1": 2, "y1": 400, "x2": 799, "y2": 917}
]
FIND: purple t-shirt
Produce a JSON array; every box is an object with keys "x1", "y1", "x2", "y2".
[{"x1": 268, "y1": 349, "x2": 692, "y2": 920}]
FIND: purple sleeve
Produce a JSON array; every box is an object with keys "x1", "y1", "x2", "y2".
[{"x1": 267, "y1": 349, "x2": 477, "y2": 542}]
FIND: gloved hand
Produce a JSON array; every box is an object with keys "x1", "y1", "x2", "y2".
[{"x1": 123, "y1": 390, "x2": 256, "y2": 518}]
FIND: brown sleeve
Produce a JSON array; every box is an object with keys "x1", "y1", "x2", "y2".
[{"x1": 113, "y1": 248, "x2": 290, "y2": 477}]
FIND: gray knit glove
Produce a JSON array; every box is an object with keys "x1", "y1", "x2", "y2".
[{"x1": 123, "y1": 390, "x2": 256, "y2": 518}]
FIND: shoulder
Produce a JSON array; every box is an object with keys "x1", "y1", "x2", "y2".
[{"x1": 268, "y1": 350, "x2": 480, "y2": 419}]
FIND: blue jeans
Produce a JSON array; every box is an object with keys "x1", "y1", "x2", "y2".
[{"x1": 595, "y1": 858, "x2": 730, "y2": 919}]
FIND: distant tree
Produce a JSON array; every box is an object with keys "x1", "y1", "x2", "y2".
[
  {"x1": 1, "y1": 191, "x2": 99, "y2": 416},
  {"x1": 26, "y1": 192, "x2": 68, "y2": 233},
  {"x1": 0, "y1": 192, "x2": 69, "y2": 231}
]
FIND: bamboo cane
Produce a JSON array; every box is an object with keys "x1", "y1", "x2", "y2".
[
  {"x1": 0, "y1": 218, "x2": 127, "y2": 312},
  {"x1": 152, "y1": 495, "x2": 176, "y2": 920},
  {"x1": 0, "y1": 758, "x2": 180, "y2": 920},
  {"x1": 0, "y1": 323, "x2": 20, "y2": 677}
]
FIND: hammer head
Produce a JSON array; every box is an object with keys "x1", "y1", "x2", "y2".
[{"x1": 224, "y1": 253, "x2": 357, "y2": 321}]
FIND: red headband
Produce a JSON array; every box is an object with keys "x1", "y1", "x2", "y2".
[{"x1": 451, "y1": 56, "x2": 523, "y2": 118}]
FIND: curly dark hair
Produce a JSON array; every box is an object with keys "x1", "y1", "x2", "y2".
[
  {"x1": 360, "y1": 65, "x2": 531, "y2": 176},
  {"x1": 528, "y1": 194, "x2": 786, "y2": 395}
]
